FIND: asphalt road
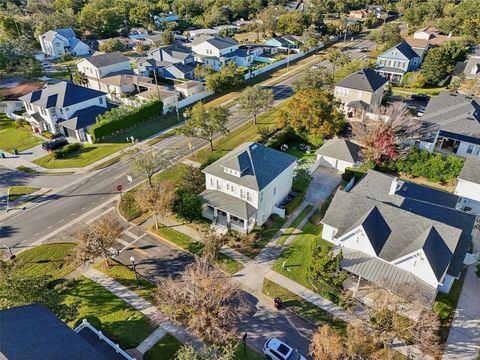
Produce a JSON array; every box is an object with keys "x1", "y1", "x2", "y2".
[{"x1": 0, "y1": 37, "x2": 373, "y2": 253}]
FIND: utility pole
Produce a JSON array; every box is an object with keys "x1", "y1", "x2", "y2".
[{"x1": 153, "y1": 69, "x2": 161, "y2": 101}]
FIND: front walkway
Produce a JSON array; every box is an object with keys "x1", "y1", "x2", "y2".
[
  {"x1": 84, "y1": 268, "x2": 204, "y2": 352},
  {"x1": 443, "y1": 228, "x2": 480, "y2": 360}
]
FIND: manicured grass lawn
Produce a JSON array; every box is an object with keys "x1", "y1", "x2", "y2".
[
  {"x1": 33, "y1": 143, "x2": 128, "y2": 168},
  {"x1": 285, "y1": 146, "x2": 317, "y2": 161},
  {"x1": 277, "y1": 205, "x2": 313, "y2": 245},
  {"x1": 273, "y1": 221, "x2": 336, "y2": 304},
  {"x1": 13, "y1": 243, "x2": 76, "y2": 279},
  {"x1": 149, "y1": 225, "x2": 244, "y2": 275},
  {"x1": 94, "y1": 261, "x2": 156, "y2": 303},
  {"x1": 152, "y1": 163, "x2": 191, "y2": 184},
  {"x1": 189, "y1": 101, "x2": 289, "y2": 164},
  {"x1": 0, "y1": 114, "x2": 42, "y2": 152},
  {"x1": 262, "y1": 278, "x2": 347, "y2": 335},
  {"x1": 435, "y1": 268, "x2": 468, "y2": 343},
  {"x1": 62, "y1": 276, "x2": 156, "y2": 349},
  {"x1": 391, "y1": 86, "x2": 445, "y2": 97},
  {"x1": 8, "y1": 186, "x2": 39, "y2": 202}
]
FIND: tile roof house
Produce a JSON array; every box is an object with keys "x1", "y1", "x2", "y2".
[
  {"x1": 416, "y1": 92, "x2": 480, "y2": 158},
  {"x1": 455, "y1": 157, "x2": 480, "y2": 215},
  {"x1": 19, "y1": 81, "x2": 114, "y2": 143},
  {"x1": 191, "y1": 36, "x2": 254, "y2": 71},
  {"x1": 0, "y1": 82, "x2": 44, "y2": 114},
  {"x1": 200, "y1": 142, "x2": 297, "y2": 232},
  {"x1": 312, "y1": 138, "x2": 363, "y2": 172},
  {"x1": 322, "y1": 170, "x2": 475, "y2": 303},
  {"x1": 334, "y1": 68, "x2": 388, "y2": 118},
  {"x1": 405, "y1": 27, "x2": 459, "y2": 58},
  {"x1": 0, "y1": 304, "x2": 134, "y2": 360},
  {"x1": 39, "y1": 28, "x2": 90, "y2": 59},
  {"x1": 375, "y1": 42, "x2": 422, "y2": 83}
]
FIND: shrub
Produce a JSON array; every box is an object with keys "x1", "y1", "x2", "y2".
[
  {"x1": 52, "y1": 143, "x2": 82, "y2": 158},
  {"x1": 173, "y1": 189, "x2": 203, "y2": 222},
  {"x1": 15, "y1": 118, "x2": 29, "y2": 127},
  {"x1": 61, "y1": 53, "x2": 74, "y2": 62},
  {"x1": 341, "y1": 167, "x2": 366, "y2": 182},
  {"x1": 41, "y1": 131, "x2": 57, "y2": 139},
  {"x1": 118, "y1": 191, "x2": 143, "y2": 221},
  {"x1": 200, "y1": 152, "x2": 224, "y2": 170},
  {"x1": 90, "y1": 101, "x2": 163, "y2": 141},
  {"x1": 286, "y1": 191, "x2": 305, "y2": 215},
  {"x1": 293, "y1": 168, "x2": 312, "y2": 192}
]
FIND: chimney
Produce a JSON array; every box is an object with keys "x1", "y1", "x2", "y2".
[{"x1": 389, "y1": 177, "x2": 398, "y2": 195}]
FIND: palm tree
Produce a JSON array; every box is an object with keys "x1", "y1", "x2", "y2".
[{"x1": 72, "y1": 70, "x2": 88, "y2": 87}]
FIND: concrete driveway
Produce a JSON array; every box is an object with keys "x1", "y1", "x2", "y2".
[{"x1": 305, "y1": 167, "x2": 342, "y2": 205}]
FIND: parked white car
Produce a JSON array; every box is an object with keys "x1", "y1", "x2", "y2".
[{"x1": 263, "y1": 338, "x2": 306, "y2": 360}]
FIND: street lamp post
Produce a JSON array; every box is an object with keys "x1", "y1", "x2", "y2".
[
  {"x1": 1, "y1": 244, "x2": 16, "y2": 261},
  {"x1": 130, "y1": 256, "x2": 140, "y2": 288}
]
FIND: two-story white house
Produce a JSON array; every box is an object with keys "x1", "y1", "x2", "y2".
[
  {"x1": 375, "y1": 42, "x2": 422, "y2": 83},
  {"x1": 417, "y1": 92, "x2": 480, "y2": 158},
  {"x1": 455, "y1": 157, "x2": 480, "y2": 215},
  {"x1": 77, "y1": 52, "x2": 132, "y2": 91},
  {"x1": 19, "y1": 81, "x2": 113, "y2": 143},
  {"x1": 200, "y1": 142, "x2": 297, "y2": 233},
  {"x1": 39, "y1": 28, "x2": 90, "y2": 59},
  {"x1": 322, "y1": 170, "x2": 475, "y2": 305},
  {"x1": 333, "y1": 68, "x2": 388, "y2": 118},
  {"x1": 191, "y1": 36, "x2": 253, "y2": 71},
  {"x1": 0, "y1": 82, "x2": 44, "y2": 115}
]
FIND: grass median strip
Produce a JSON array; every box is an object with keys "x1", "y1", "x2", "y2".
[
  {"x1": 277, "y1": 204, "x2": 314, "y2": 245},
  {"x1": 8, "y1": 186, "x2": 39, "y2": 202}
]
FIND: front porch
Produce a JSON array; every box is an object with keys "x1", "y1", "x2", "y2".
[
  {"x1": 434, "y1": 136, "x2": 460, "y2": 155},
  {"x1": 202, "y1": 206, "x2": 256, "y2": 233}
]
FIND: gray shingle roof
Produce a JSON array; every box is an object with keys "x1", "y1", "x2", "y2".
[
  {"x1": 316, "y1": 138, "x2": 362, "y2": 163},
  {"x1": 459, "y1": 157, "x2": 480, "y2": 183},
  {"x1": 202, "y1": 142, "x2": 297, "y2": 191},
  {"x1": 83, "y1": 51, "x2": 130, "y2": 68},
  {"x1": 322, "y1": 170, "x2": 475, "y2": 280},
  {"x1": 380, "y1": 42, "x2": 419, "y2": 60},
  {"x1": 421, "y1": 92, "x2": 480, "y2": 141},
  {"x1": 60, "y1": 104, "x2": 116, "y2": 130},
  {"x1": 19, "y1": 81, "x2": 106, "y2": 108},
  {"x1": 0, "y1": 304, "x2": 121, "y2": 360},
  {"x1": 205, "y1": 37, "x2": 238, "y2": 50},
  {"x1": 335, "y1": 68, "x2": 388, "y2": 92},
  {"x1": 43, "y1": 28, "x2": 76, "y2": 42},
  {"x1": 200, "y1": 189, "x2": 257, "y2": 219}
]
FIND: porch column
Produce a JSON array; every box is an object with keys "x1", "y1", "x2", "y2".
[
  {"x1": 243, "y1": 219, "x2": 248, "y2": 232},
  {"x1": 213, "y1": 208, "x2": 218, "y2": 223},
  {"x1": 226, "y1": 213, "x2": 231, "y2": 223}
]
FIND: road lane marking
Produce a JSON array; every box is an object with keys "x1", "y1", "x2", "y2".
[
  {"x1": 34, "y1": 233, "x2": 40, "y2": 237},
  {"x1": 70, "y1": 212, "x2": 76, "y2": 216},
  {"x1": 47, "y1": 225, "x2": 52, "y2": 229},
  {"x1": 81, "y1": 207, "x2": 86, "y2": 210},
  {"x1": 116, "y1": 238, "x2": 149, "y2": 256},
  {"x1": 59, "y1": 219, "x2": 64, "y2": 223}
]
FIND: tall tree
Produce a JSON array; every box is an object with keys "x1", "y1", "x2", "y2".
[
  {"x1": 352, "y1": 102, "x2": 427, "y2": 165},
  {"x1": 326, "y1": 48, "x2": 350, "y2": 77},
  {"x1": 367, "y1": 23, "x2": 402, "y2": 49},
  {"x1": 277, "y1": 88, "x2": 344, "y2": 144},
  {"x1": 176, "y1": 102, "x2": 230, "y2": 151},
  {"x1": 238, "y1": 85, "x2": 274, "y2": 124},
  {"x1": 72, "y1": 70, "x2": 88, "y2": 86},
  {"x1": 74, "y1": 215, "x2": 122, "y2": 267},
  {"x1": 309, "y1": 325, "x2": 346, "y2": 360},
  {"x1": 308, "y1": 245, "x2": 347, "y2": 297},
  {"x1": 129, "y1": 149, "x2": 172, "y2": 188},
  {"x1": 155, "y1": 257, "x2": 248, "y2": 343},
  {"x1": 292, "y1": 68, "x2": 333, "y2": 92},
  {"x1": 99, "y1": 38, "x2": 126, "y2": 53},
  {"x1": 134, "y1": 180, "x2": 176, "y2": 229},
  {"x1": 276, "y1": 10, "x2": 308, "y2": 35}
]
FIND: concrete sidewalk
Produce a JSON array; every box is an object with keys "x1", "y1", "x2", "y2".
[{"x1": 84, "y1": 268, "x2": 204, "y2": 351}]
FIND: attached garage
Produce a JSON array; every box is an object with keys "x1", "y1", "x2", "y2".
[{"x1": 312, "y1": 138, "x2": 363, "y2": 173}]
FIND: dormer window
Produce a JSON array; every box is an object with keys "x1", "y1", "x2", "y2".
[{"x1": 223, "y1": 167, "x2": 240, "y2": 177}]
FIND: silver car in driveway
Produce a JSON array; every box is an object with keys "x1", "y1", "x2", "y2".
[{"x1": 263, "y1": 338, "x2": 306, "y2": 360}]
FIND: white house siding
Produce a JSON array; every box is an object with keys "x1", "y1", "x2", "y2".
[
  {"x1": 0, "y1": 100, "x2": 23, "y2": 113},
  {"x1": 71, "y1": 41, "x2": 90, "y2": 57},
  {"x1": 316, "y1": 155, "x2": 354, "y2": 172},
  {"x1": 392, "y1": 249, "x2": 440, "y2": 289},
  {"x1": 334, "y1": 86, "x2": 374, "y2": 108},
  {"x1": 321, "y1": 224, "x2": 338, "y2": 244},
  {"x1": 455, "y1": 178, "x2": 480, "y2": 214},
  {"x1": 438, "y1": 274, "x2": 456, "y2": 293},
  {"x1": 205, "y1": 174, "x2": 259, "y2": 209},
  {"x1": 77, "y1": 61, "x2": 131, "y2": 81},
  {"x1": 339, "y1": 226, "x2": 378, "y2": 257},
  {"x1": 456, "y1": 141, "x2": 480, "y2": 158}
]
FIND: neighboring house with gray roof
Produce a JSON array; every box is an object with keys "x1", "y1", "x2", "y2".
[
  {"x1": 375, "y1": 42, "x2": 422, "y2": 83},
  {"x1": 322, "y1": 170, "x2": 475, "y2": 303},
  {"x1": 334, "y1": 68, "x2": 388, "y2": 117},
  {"x1": 455, "y1": 157, "x2": 480, "y2": 215},
  {"x1": 417, "y1": 92, "x2": 480, "y2": 158},
  {"x1": 200, "y1": 142, "x2": 297, "y2": 232},
  {"x1": 0, "y1": 304, "x2": 133, "y2": 360},
  {"x1": 39, "y1": 28, "x2": 90, "y2": 59},
  {"x1": 19, "y1": 81, "x2": 111, "y2": 142},
  {"x1": 312, "y1": 138, "x2": 363, "y2": 172}
]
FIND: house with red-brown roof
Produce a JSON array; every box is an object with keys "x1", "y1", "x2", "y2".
[
  {"x1": 0, "y1": 82, "x2": 44, "y2": 115},
  {"x1": 405, "y1": 27, "x2": 459, "y2": 57}
]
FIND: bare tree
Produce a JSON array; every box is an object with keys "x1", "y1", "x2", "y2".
[
  {"x1": 134, "y1": 180, "x2": 176, "y2": 229},
  {"x1": 74, "y1": 215, "x2": 122, "y2": 267},
  {"x1": 412, "y1": 308, "x2": 442, "y2": 356},
  {"x1": 309, "y1": 324, "x2": 346, "y2": 360},
  {"x1": 155, "y1": 257, "x2": 248, "y2": 343},
  {"x1": 175, "y1": 343, "x2": 238, "y2": 360},
  {"x1": 128, "y1": 149, "x2": 174, "y2": 188},
  {"x1": 352, "y1": 102, "x2": 428, "y2": 165},
  {"x1": 202, "y1": 230, "x2": 224, "y2": 261},
  {"x1": 345, "y1": 325, "x2": 377, "y2": 359}
]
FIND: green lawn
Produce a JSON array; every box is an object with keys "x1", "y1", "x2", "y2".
[
  {"x1": 33, "y1": 143, "x2": 128, "y2": 168},
  {"x1": 189, "y1": 101, "x2": 289, "y2": 164},
  {"x1": 391, "y1": 86, "x2": 445, "y2": 97},
  {"x1": 272, "y1": 221, "x2": 337, "y2": 303},
  {"x1": 8, "y1": 186, "x2": 39, "y2": 202},
  {"x1": 285, "y1": 144, "x2": 317, "y2": 162},
  {"x1": 152, "y1": 163, "x2": 191, "y2": 184},
  {"x1": 0, "y1": 114, "x2": 42, "y2": 152},
  {"x1": 435, "y1": 268, "x2": 468, "y2": 343},
  {"x1": 62, "y1": 277, "x2": 156, "y2": 349},
  {"x1": 94, "y1": 261, "x2": 156, "y2": 303},
  {"x1": 263, "y1": 278, "x2": 347, "y2": 335},
  {"x1": 277, "y1": 205, "x2": 313, "y2": 245},
  {"x1": 12, "y1": 243, "x2": 76, "y2": 279},
  {"x1": 217, "y1": 253, "x2": 244, "y2": 274}
]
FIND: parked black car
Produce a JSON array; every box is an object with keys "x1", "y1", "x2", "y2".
[
  {"x1": 411, "y1": 93, "x2": 430, "y2": 102},
  {"x1": 42, "y1": 139, "x2": 68, "y2": 151}
]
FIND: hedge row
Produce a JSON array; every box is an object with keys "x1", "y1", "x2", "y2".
[
  {"x1": 90, "y1": 101, "x2": 163, "y2": 141},
  {"x1": 53, "y1": 143, "x2": 82, "y2": 158}
]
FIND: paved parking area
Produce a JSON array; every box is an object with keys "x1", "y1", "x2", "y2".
[{"x1": 305, "y1": 167, "x2": 342, "y2": 205}]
